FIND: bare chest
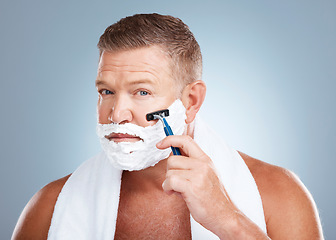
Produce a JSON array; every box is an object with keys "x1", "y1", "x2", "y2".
[{"x1": 114, "y1": 190, "x2": 191, "y2": 240}]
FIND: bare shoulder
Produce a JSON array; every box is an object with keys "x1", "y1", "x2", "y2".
[
  {"x1": 238, "y1": 152, "x2": 324, "y2": 240},
  {"x1": 12, "y1": 174, "x2": 71, "y2": 240},
  {"x1": 238, "y1": 151, "x2": 311, "y2": 212}
]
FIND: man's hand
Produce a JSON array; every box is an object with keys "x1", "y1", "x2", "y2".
[{"x1": 156, "y1": 135, "x2": 269, "y2": 239}]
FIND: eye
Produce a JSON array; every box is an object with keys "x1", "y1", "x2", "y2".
[
  {"x1": 100, "y1": 89, "x2": 114, "y2": 95},
  {"x1": 137, "y1": 90, "x2": 150, "y2": 96}
]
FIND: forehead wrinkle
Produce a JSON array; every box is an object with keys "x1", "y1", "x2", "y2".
[
  {"x1": 99, "y1": 61, "x2": 167, "y2": 73},
  {"x1": 99, "y1": 51, "x2": 171, "y2": 73},
  {"x1": 98, "y1": 63, "x2": 169, "y2": 84},
  {"x1": 98, "y1": 68, "x2": 160, "y2": 84}
]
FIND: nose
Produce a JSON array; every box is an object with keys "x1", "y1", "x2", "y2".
[{"x1": 108, "y1": 96, "x2": 133, "y2": 124}]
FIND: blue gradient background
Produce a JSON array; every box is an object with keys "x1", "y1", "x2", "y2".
[{"x1": 1, "y1": 1, "x2": 335, "y2": 239}]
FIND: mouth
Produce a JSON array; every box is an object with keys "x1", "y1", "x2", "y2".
[{"x1": 105, "y1": 133, "x2": 143, "y2": 143}]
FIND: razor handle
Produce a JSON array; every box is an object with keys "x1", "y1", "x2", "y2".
[{"x1": 162, "y1": 118, "x2": 181, "y2": 155}]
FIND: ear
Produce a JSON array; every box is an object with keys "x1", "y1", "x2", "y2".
[{"x1": 181, "y1": 80, "x2": 206, "y2": 124}]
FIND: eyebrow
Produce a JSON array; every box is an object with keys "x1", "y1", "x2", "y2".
[
  {"x1": 128, "y1": 79, "x2": 155, "y2": 86},
  {"x1": 95, "y1": 79, "x2": 106, "y2": 87},
  {"x1": 95, "y1": 79, "x2": 155, "y2": 87}
]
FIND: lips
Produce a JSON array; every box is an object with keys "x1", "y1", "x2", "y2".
[{"x1": 105, "y1": 133, "x2": 142, "y2": 142}]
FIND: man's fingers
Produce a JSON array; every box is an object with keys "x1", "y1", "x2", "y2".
[
  {"x1": 166, "y1": 155, "x2": 213, "y2": 172},
  {"x1": 165, "y1": 169, "x2": 193, "y2": 181},
  {"x1": 166, "y1": 155, "x2": 196, "y2": 170},
  {"x1": 162, "y1": 170, "x2": 191, "y2": 195},
  {"x1": 157, "y1": 135, "x2": 207, "y2": 159}
]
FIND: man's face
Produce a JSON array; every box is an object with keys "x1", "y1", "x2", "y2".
[{"x1": 95, "y1": 46, "x2": 178, "y2": 141}]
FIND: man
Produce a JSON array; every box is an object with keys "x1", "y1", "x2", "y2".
[{"x1": 12, "y1": 13, "x2": 323, "y2": 239}]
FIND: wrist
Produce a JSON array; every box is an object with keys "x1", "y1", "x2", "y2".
[
  {"x1": 208, "y1": 210, "x2": 240, "y2": 239},
  {"x1": 215, "y1": 211, "x2": 269, "y2": 240}
]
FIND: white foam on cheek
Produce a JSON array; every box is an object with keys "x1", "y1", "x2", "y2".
[
  {"x1": 96, "y1": 99, "x2": 187, "y2": 171},
  {"x1": 166, "y1": 99, "x2": 187, "y2": 135}
]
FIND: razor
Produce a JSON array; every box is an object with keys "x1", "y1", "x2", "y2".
[{"x1": 146, "y1": 109, "x2": 181, "y2": 155}]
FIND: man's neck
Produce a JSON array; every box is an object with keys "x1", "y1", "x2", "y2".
[{"x1": 121, "y1": 158, "x2": 168, "y2": 192}]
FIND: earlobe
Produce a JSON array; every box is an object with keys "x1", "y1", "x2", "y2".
[{"x1": 181, "y1": 80, "x2": 206, "y2": 124}]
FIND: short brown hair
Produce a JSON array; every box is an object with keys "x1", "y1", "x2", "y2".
[{"x1": 97, "y1": 13, "x2": 202, "y2": 94}]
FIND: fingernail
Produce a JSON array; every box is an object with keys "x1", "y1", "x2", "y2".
[{"x1": 157, "y1": 140, "x2": 163, "y2": 147}]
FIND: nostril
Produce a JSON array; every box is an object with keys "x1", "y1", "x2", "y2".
[
  {"x1": 109, "y1": 115, "x2": 117, "y2": 123},
  {"x1": 109, "y1": 109, "x2": 133, "y2": 124}
]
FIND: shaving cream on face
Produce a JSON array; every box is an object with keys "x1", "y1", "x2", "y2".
[{"x1": 96, "y1": 99, "x2": 187, "y2": 171}]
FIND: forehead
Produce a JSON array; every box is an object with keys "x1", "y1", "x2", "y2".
[{"x1": 97, "y1": 46, "x2": 173, "y2": 79}]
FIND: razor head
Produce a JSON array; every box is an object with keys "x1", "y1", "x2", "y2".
[{"x1": 146, "y1": 109, "x2": 169, "y2": 121}]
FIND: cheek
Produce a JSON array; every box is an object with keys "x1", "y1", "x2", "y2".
[
  {"x1": 136, "y1": 100, "x2": 174, "y2": 127},
  {"x1": 133, "y1": 105, "x2": 154, "y2": 127},
  {"x1": 96, "y1": 101, "x2": 111, "y2": 124}
]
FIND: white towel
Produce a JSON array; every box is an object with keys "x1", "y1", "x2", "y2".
[{"x1": 48, "y1": 117, "x2": 266, "y2": 239}]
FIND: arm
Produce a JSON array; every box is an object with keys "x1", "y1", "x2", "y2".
[
  {"x1": 157, "y1": 136, "x2": 324, "y2": 239},
  {"x1": 12, "y1": 174, "x2": 70, "y2": 240},
  {"x1": 157, "y1": 135, "x2": 270, "y2": 239}
]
